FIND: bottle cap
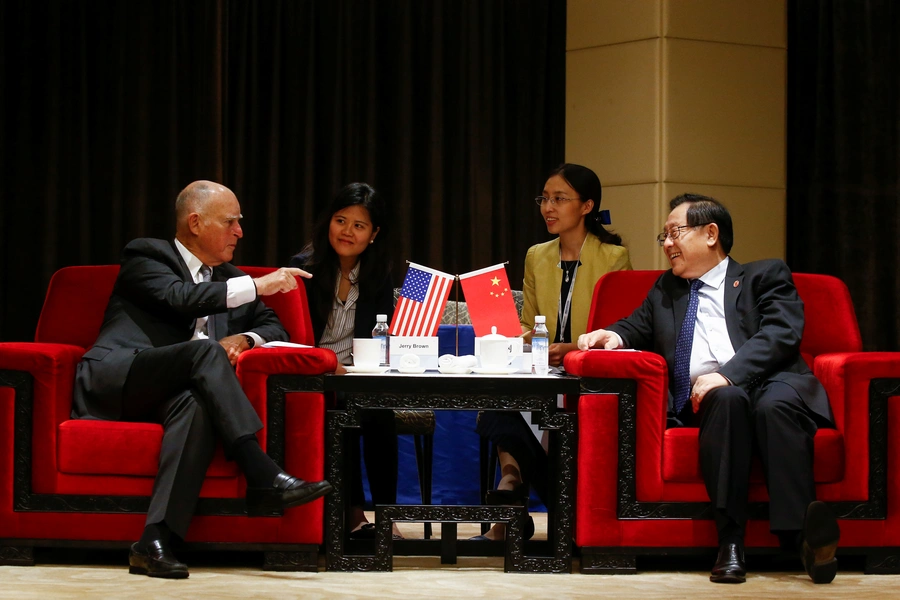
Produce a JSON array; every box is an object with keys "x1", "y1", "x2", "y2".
[
  {"x1": 534, "y1": 315, "x2": 546, "y2": 324},
  {"x1": 376, "y1": 314, "x2": 387, "y2": 321}
]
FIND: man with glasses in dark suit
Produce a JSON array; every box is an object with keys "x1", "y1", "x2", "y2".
[{"x1": 578, "y1": 193, "x2": 839, "y2": 584}]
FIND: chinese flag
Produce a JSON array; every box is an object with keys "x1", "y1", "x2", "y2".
[{"x1": 458, "y1": 264, "x2": 522, "y2": 337}]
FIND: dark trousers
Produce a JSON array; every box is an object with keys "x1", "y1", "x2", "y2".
[
  {"x1": 346, "y1": 410, "x2": 398, "y2": 507},
  {"x1": 687, "y1": 382, "x2": 819, "y2": 540},
  {"x1": 121, "y1": 340, "x2": 263, "y2": 538},
  {"x1": 475, "y1": 411, "x2": 549, "y2": 505}
]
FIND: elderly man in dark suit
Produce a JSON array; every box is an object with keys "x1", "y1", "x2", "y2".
[
  {"x1": 577, "y1": 193, "x2": 840, "y2": 584},
  {"x1": 73, "y1": 180, "x2": 332, "y2": 579}
]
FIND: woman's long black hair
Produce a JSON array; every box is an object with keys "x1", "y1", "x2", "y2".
[
  {"x1": 296, "y1": 182, "x2": 392, "y2": 327},
  {"x1": 547, "y1": 163, "x2": 623, "y2": 246}
]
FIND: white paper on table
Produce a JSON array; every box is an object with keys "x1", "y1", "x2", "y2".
[
  {"x1": 589, "y1": 348, "x2": 639, "y2": 352},
  {"x1": 261, "y1": 341, "x2": 314, "y2": 349}
]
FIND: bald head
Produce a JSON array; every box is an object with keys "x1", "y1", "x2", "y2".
[
  {"x1": 175, "y1": 180, "x2": 244, "y2": 266},
  {"x1": 176, "y1": 180, "x2": 227, "y2": 231}
]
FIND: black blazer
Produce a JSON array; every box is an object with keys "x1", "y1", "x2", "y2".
[
  {"x1": 607, "y1": 258, "x2": 833, "y2": 426},
  {"x1": 73, "y1": 238, "x2": 288, "y2": 420},
  {"x1": 289, "y1": 251, "x2": 394, "y2": 343}
]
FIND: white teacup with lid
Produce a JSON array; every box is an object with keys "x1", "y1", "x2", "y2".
[{"x1": 479, "y1": 326, "x2": 513, "y2": 369}]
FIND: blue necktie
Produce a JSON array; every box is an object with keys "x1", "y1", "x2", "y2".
[{"x1": 673, "y1": 279, "x2": 703, "y2": 415}]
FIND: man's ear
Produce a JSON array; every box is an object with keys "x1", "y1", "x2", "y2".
[
  {"x1": 187, "y1": 213, "x2": 202, "y2": 236},
  {"x1": 706, "y1": 223, "x2": 720, "y2": 248}
]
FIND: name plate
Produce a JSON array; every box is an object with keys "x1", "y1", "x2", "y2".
[{"x1": 389, "y1": 336, "x2": 439, "y2": 369}]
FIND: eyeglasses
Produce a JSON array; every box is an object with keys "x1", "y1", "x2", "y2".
[
  {"x1": 535, "y1": 196, "x2": 580, "y2": 207},
  {"x1": 656, "y1": 223, "x2": 710, "y2": 246}
]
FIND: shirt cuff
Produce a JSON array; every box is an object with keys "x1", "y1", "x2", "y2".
[
  {"x1": 612, "y1": 332, "x2": 625, "y2": 349},
  {"x1": 244, "y1": 331, "x2": 265, "y2": 348},
  {"x1": 226, "y1": 275, "x2": 256, "y2": 308}
]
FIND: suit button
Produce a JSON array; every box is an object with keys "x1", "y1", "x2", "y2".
[{"x1": 133, "y1": 349, "x2": 139, "y2": 355}]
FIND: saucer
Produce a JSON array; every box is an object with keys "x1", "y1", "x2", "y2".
[
  {"x1": 470, "y1": 366, "x2": 519, "y2": 375},
  {"x1": 345, "y1": 365, "x2": 390, "y2": 374},
  {"x1": 438, "y1": 366, "x2": 473, "y2": 375},
  {"x1": 397, "y1": 367, "x2": 427, "y2": 374}
]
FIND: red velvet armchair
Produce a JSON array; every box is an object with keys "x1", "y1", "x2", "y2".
[
  {"x1": 0, "y1": 265, "x2": 337, "y2": 570},
  {"x1": 564, "y1": 270, "x2": 900, "y2": 574}
]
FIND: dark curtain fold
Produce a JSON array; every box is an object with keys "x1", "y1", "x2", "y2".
[
  {"x1": 787, "y1": 0, "x2": 900, "y2": 351},
  {"x1": 223, "y1": 0, "x2": 565, "y2": 275},
  {"x1": 0, "y1": 0, "x2": 563, "y2": 342},
  {"x1": 1, "y1": 0, "x2": 226, "y2": 340}
]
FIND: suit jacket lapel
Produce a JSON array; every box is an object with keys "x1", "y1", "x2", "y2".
[
  {"x1": 538, "y1": 238, "x2": 563, "y2": 339},
  {"x1": 166, "y1": 240, "x2": 201, "y2": 335},
  {"x1": 724, "y1": 258, "x2": 744, "y2": 346},
  {"x1": 167, "y1": 240, "x2": 194, "y2": 281}
]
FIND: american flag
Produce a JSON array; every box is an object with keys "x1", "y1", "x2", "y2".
[{"x1": 390, "y1": 263, "x2": 454, "y2": 337}]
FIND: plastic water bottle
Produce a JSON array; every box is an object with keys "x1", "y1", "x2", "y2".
[
  {"x1": 372, "y1": 314, "x2": 390, "y2": 367},
  {"x1": 532, "y1": 315, "x2": 549, "y2": 376}
]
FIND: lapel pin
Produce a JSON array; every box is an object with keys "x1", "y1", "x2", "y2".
[{"x1": 733, "y1": 280, "x2": 740, "y2": 288}]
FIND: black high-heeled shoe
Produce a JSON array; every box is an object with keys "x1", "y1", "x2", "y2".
[
  {"x1": 485, "y1": 483, "x2": 535, "y2": 540},
  {"x1": 485, "y1": 482, "x2": 530, "y2": 506}
]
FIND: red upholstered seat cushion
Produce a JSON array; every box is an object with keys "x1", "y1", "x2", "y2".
[
  {"x1": 661, "y1": 427, "x2": 845, "y2": 484},
  {"x1": 57, "y1": 420, "x2": 239, "y2": 477}
]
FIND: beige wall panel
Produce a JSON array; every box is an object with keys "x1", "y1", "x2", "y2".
[
  {"x1": 664, "y1": 0, "x2": 786, "y2": 48},
  {"x1": 601, "y1": 183, "x2": 663, "y2": 270},
  {"x1": 568, "y1": 0, "x2": 661, "y2": 51},
  {"x1": 664, "y1": 39, "x2": 785, "y2": 188},
  {"x1": 567, "y1": 40, "x2": 660, "y2": 186},
  {"x1": 661, "y1": 183, "x2": 786, "y2": 262}
]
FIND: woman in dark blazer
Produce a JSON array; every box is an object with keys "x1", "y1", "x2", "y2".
[{"x1": 289, "y1": 182, "x2": 400, "y2": 539}]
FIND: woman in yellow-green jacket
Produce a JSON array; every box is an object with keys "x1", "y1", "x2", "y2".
[{"x1": 474, "y1": 163, "x2": 632, "y2": 541}]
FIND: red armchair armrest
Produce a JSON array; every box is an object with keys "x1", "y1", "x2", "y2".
[
  {"x1": 235, "y1": 346, "x2": 337, "y2": 483},
  {"x1": 0, "y1": 342, "x2": 85, "y2": 495},
  {"x1": 814, "y1": 352, "x2": 900, "y2": 504},
  {"x1": 564, "y1": 349, "x2": 670, "y2": 522}
]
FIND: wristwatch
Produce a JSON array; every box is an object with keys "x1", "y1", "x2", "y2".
[{"x1": 243, "y1": 334, "x2": 255, "y2": 349}]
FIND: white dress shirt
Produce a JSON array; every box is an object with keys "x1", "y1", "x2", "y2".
[
  {"x1": 689, "y1": 256, "x2": 735, "y2": 384},
  {"x1": 174, "y1": 239, "x2": 264, "y2": 346},
  {"x1": 611, "y1": 257, "x2": 735, "y2": 384}
]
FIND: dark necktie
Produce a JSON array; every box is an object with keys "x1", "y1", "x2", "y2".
[
  {"x1": 200, "y1": 265, "x2": 216, "y2": 340},
  {"x1": 672, "y1": 278, "x2": 703, "y2": 415}
]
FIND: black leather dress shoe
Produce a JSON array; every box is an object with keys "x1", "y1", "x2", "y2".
[
  {"x1": 801, "y1": 500, "x2": 840, "y2": 584},
  {"x1": 709, "y1": 541, "x2": 746, "y2": 583},
  {"x1": 246, "y1": 472, "x2": 333, "y2": 517},
  {"x1": 128, "y1": 540, "x2": 189, "y2": 579}
]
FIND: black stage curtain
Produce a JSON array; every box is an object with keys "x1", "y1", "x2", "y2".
[
  {"x1": 787, "y1": 0, "x2": 900, "y2": 351},
  {"x1": 0, "y1": 0, "x2": 564, "y2": 341}
]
